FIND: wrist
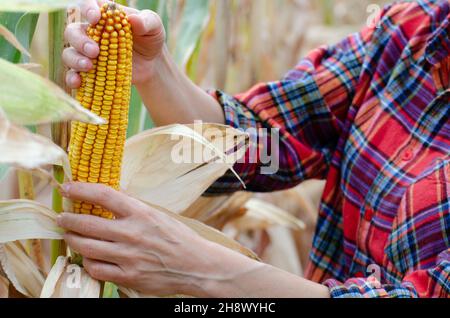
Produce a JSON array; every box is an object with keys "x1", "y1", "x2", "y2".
[
  {"x1": 134, "y1": 45, "x2": 171, "y2": 90},
  {"x1": 184, "y1": 240, "x2": 264, "y2": 298}
]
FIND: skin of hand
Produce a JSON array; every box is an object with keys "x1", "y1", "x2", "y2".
[
  {"x1": 57, "y1": 182, "x2": 240, "y2": 296},
  {"x1": 64, "y1": 0, "x2": 225, "y2": 126},
  {"x1": 57, "y1": 182, "x2": 330, "y2": 298},
  {"x1": 63, "y1": 0, "x2": 166, "y2": 88}
]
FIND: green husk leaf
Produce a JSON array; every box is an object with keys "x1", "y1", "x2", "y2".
[
  {"x1": 0, "y1": 58, "x2": 106, "y2": 125},
  {"x1": 0, "y1": 164, "x2": 8, "y2": 182},
  {"x1": 0, "y1": 23, "x2": 30, "y2": 57},
  {"x1": 173, "y1": 0, "x2": 210, "y2": 68},
  {"x1": 0, "y1": 0, "x2": 80, "y2": 13}
]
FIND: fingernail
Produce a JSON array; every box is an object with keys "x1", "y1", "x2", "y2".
[
  {"x1": 78, "y1": 58, "x2": 90, "y2": 69},
  {"x1": 68, "y1": 74, "x2": 77, "y2": 86},
  {"x1": 60, "y1": 183, "x2": 72, "y2": 197},
  {"x1": 83, "y1": 42, "x2": 97, "y2": 57},
  {"x1": 87, "y1": 9, "x2": 98, "y2": 23},
  {"x1": 143, "y1": 12, "x2": 157, "y2": 31},
  {"x1": 56, "y1": 214, "x2": 63, "y2": 225}
]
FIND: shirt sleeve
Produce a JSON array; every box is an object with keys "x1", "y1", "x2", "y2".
[
  {"x1": 207, "y1": 24, "x2": 377, "y2": 194},
  {"x1": 324, "y1": 249, "x2": 450, "y2": 298}
]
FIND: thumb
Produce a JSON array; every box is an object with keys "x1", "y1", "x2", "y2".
[{"x1": 128, "y1": 10, "x2": 164, "y2": 37}]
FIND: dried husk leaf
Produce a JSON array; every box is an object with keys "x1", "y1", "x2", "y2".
[
  {"x1": 0, "y1": 58, "x2": 105, "y2": 126},
  {"x1": 0, "y1": 242, "x2": 45, "y2": 298},
  {"x1": 0, "y1": 24, "x2": 30, "y2": 57},
  {"x1": 0, "y1": 114, "x2": 68, "y2": 172},
  {"x1": 232, "y1": 199, "x2": 306, "y2": 232},
  {"x1": 122, "y1": 124, "x2": 248, "y2": 213},
  {"x1": 0, "y1": 273, "x2": 8, "y2": 298},
  {"x1": 0, "y1": 200, "x2": 64, "y2": 243},
  {"x1": 18, "y1": 63, "x2": 41, "y2": 71},
  {"x1": 263, "y1": 227, "x2": 303, "y2": 276},
  {"x1": 41, "y1": 257, "x2": 100, "y2": 298},
  {"x1": 183, "y1": 192, "x2": 251, "y2": 230}
]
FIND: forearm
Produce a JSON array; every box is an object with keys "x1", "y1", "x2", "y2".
[
  {"x1": 188, "y1": 241, "x2": 330, "y2": 298},
  {"x1": 135, "y1": 45, "x2": 225, "y2": 126}
]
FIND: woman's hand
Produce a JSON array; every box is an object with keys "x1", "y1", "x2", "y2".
[
  {"x1": 57, "y1": 182, "x2": 330, "y2": 298},
  {"x1": 63, "y1": 0, "x2": 165, "y2": 88},
  {"x1": 57, "y1": 182, "x2": 229, "y2": 296}
]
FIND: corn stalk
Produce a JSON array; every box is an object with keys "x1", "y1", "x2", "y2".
[{"x1": 48, "y1": 10, "x2": 68, "y2": 265}]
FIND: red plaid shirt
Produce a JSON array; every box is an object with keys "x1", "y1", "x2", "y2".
[{"x1": 209, "y1": 0, "x2": 449, "y2": 297}]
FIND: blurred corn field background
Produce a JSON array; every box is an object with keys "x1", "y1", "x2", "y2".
[{"x1": 0, "y1": 0, "x2": 392, "y2": 298}]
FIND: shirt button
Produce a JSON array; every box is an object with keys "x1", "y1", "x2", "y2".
[{"x1": 402, "y1": 148, "x2": 414, "y2": 161}]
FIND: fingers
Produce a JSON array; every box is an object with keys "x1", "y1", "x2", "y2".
[
  {"x1": 64, "y1": 232, "x2": 128, "y2": 264},
  {"x1": 66, "y1": 70, "x2": 81, "y2": 89},
  {"x1": 60, "y1": 183, "x2": 146, "y2": 218},
  {"x1": 80, "y1": 0, "x2": 102, "y2": 24},
  {"x1": 64, "y1": 23, "x2": 99, "y2": 59},
  {"x1": 57, "y1": 212, "x2": 131, "y2": 242},
  {"x1": 62, "y1": 47, "x2": 93, "y2": 71},
  {"x1": 128, "y1": 10, "x2": 163, "y2": 36},
  {"x1": 83, "y1": 257, "x2": 128, "y2": 284}
]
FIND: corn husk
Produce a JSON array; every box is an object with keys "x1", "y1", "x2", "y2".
[
  {"x1": 0, "y1": 111, "x2": 69, "y2": 171},
  {"x1": 0, "y1": 58, "x2": 105, "y2": 126},
  {"x1": 0, "y1": 200, "x2": 63, "y2": 243},
  {"x1": 40, "y1": 257, "x2": 100, "y2": 298},
  {"x1": 0, "y1": 242, "x2": 45, "y2": 297},
  {"x1": 121, "y1": 124, "x2": 248, "y2": 213},
  {"x1": 0, "y1": 273, "x2": 9, "y2": 298},
  {"x1": 233, "y1": 198, "x2": 306, "y2": 231},
  {"x1": 182, "y1": 192, "x2": 251, "y2": 230}
]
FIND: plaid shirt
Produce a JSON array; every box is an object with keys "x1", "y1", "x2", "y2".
[{"x1": 209, "y1": 0, "x2": 450, "y2": 298}]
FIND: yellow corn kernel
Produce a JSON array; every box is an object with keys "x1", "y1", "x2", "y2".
[{"x1": 68, "y1": 2, "x2": 133, "y2": 219}]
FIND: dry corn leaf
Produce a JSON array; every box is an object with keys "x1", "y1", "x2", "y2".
[
  {"x1": 263, "y1": 227, "x2": 303, "y2": 276},
  {"x1": 41, "y1": 257, "x2": 100, "y2": 298},
  {"x1": 0, "y1": 112, "x2": 69, "y2": 171},
  {"x1": 0, "y1": 24, "x2": 31, "y2": 57},
  {"x1": 0, "y1": 200, "x2": 64, "y2": 243},
  {"x1": 18, "y1": 63, "x2": 41, "y2": 71},
  {"x1": 233, "y1": 199, "x2": 307, "y2": 231},
  {"x1": 0, "y1": 273, "x2": 8, "y2": 298},
  {"x1": 183, "y1": 192, "x2": 252, "y2": 230},
  {"x1": 0, "y1": 242, "x2": 45, "y2": 298},
  {"x1": 0, "y1": 58, "x2": 105, "y2": 126},
  {"x1": 122, "y1": 124, "x2": 248, "y2": 214}
]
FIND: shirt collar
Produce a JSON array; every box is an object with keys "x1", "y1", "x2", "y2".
[{"x1": 426, "y1": 13, "x2": 450, "y2": 65}]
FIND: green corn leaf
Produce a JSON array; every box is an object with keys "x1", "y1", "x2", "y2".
[
  {"x1": 128, "y1": 0, "x2": 172, "y2": 134},
  {"x1": 127, "y1": 86, "x2": 144, "y2": 138},
  {"x1": 14, "y1": 13, "x2": 38, "y2": 63},
  {"x1": 135, "y1": 0, "x2": 159, "y2": 11},
  {"x1": 0, "y1": 12, "x2": 38, "y2": 63},
  {"x1": 102, "y1": 282, "x2": 120, "y2": 298},
  {"x1": 0, "y1": 164, "x2": 9, "y2": 182},
  {"x1": 0, "y1": 0, "x2": 81, "y2": 13},
  {"x1": 143, "y1": 112, "x2": 154, "y2": 130},
  {"x1": 173, "y1": 0, "x2": 210, "y2": 68},
  {"x1": 0, "y1": 58, "x2": 105, "y2": 126}
]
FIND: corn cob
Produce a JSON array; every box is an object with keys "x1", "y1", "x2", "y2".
[{"x1": 69, "y1": 2, "x2": 133, "y2": 219}]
